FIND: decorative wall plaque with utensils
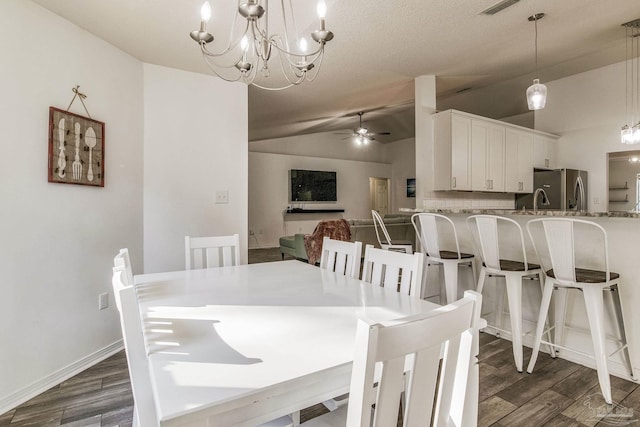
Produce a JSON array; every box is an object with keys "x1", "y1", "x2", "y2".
[{"x1": 48, "y1": 107, "x2": 105, "y2": 187}]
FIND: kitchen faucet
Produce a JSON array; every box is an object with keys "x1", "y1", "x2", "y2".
[
  {"x1": 533, "y1": 187, "x2": 551, "y2": 211},
  {"x1": 575, "y1": 175, "x2": 585, "y2": 212}
]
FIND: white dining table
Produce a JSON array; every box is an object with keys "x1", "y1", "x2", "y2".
[{"x1": 133, "y1": 260, "x2": 443, "y2": 427}]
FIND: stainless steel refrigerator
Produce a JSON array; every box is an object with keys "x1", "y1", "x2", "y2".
[{"x1": 515, "y1": 169, "x2": 588, "y2": 211}]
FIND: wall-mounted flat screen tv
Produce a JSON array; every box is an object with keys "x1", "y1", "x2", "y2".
[{"x1": 290, "y1": 169, "x2": 337, "y2": 202}]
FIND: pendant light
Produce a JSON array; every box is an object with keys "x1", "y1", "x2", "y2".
[
  {"x1": 526, "y1": 13, "x2": 547, "y2": 110},
  {"x1": 621, "y1": 19, "x2": 640, "y2": 144}
]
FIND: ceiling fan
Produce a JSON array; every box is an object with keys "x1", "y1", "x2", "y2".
[{"x1": 335, "y1": 112, "x2": 391, "y2": 145}]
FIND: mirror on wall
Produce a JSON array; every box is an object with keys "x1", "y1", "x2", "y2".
[{"x1": 608, "y1": 150, "x2": 640, "y2": 212}]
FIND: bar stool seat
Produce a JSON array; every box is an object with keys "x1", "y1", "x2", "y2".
[
  {"x1": 526, "y1": 218, "x2": 635, "y2": 405},
  {"x1": 467, "y1": 215, "x2": 550, "y2": 372},
  {"x1": 546, "y1": 268, "x2": 620, "y2": 283},
  {"x1": 440, "y1": 250, "x2": 475, "y2": 260},
  {"x1": 484, "y1": 260, "x2": 540, "y2": 271}
]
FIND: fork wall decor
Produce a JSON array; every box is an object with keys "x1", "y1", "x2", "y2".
[{"x1": 48, "y1": 107, "x2": 105, "y2": 187}]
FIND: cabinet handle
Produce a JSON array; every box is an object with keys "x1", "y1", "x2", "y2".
[
  {"x1": 486, "y1": 179, "x2": 490, "y2": 189},
  {"x1": 545, "y1": 158, "x2": 549, "y2": 168},
  {"x1": 490, "y1": 179, "x2": 494, "y2": 189},
  {"x1": 452, "y1": 177, "x2": 456, "y2": 188},
  {"x1": 518, "y1": 181, "x2": 523, "y2": 191}
]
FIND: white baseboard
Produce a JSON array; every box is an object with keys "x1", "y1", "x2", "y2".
[{"x1": 0, "y1": 340, "x2": 124, "y2": 415}]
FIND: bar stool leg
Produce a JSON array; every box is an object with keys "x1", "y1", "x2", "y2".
[
  {"x1": 505, "y1": 273, "x2": 524, "y2": 372},
  {"x1": 494, "y1": 277, "x2": 506, "y2": 335},
  {"x1": 609, "y1": 284, "x2": 635, "y2": 378},
  {"x1": 538, "y1": 272, "x2": 557, "y2": 358},
  {"x1": 582, "y1": 286, "x2": 612, "y2": 405},
  {"x1": 527, "y1": 277, "x2": 555, "y2": 374},
  {"x1": 442, "y1": 261, "x2": 459, "y2": 304},
  {"x1": 553, "y1": 287, "x2": 569, "y2": 350},
  {"x1": 476, "y1": 268, "x2": 487, "y2": 293}
]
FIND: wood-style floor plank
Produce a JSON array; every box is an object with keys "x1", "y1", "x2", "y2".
[
  {"x1": 1, "y1": 248, "x2": 638, "y2": 426},
  {"x1": 493, "y1": 389, "x2": 574, "y2": 427}
]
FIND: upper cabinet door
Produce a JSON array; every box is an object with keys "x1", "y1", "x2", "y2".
[
  {"x1": 450, "y1": 114, "x2": 472, "y2": 191},
  {"x1": 471, "y1": 119, "x2": 505, "y2": 192},
  {"x1": 505, "y1": 129, "x2": 534, "y2": 193},
  {"x1": 533, "y1": 135, "x2": 557, "y2": 169}
]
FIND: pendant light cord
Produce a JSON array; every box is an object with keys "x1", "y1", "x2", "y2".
[{"x1": 534, "y1": 16, "x2": 538, "y2": 69}]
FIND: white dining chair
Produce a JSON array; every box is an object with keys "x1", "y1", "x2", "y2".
[
  {"x1": 301, "y1": 290, "x2": 483, "y2": 427},
  {"x1": 185, "y1": 234, "x2": 241, "y2": 269},
  {"x1": 371, "y1": 210, "x2": 413, "y2": 254},
  {"x1": 526, "y1": 218, "x2": 635, "y2": 405},
  {"x1": 466, "y1": 215, "x2": 550, "y2": 373},
  {"x1": 112, "y1": 257, "x2": 158, "y2": 427},
  {"x1": 112, "y1": 251, "x2": 296, "y2": 427},
  {"x1": 115, "y1": 248, "x2": 135, "y2": 286},
  {"x1": 411, "y1": 213, "x2": 476, "y2": 304},
  {"x1": 319, "y1": 237, "x2": 362, "y2": 278},
  {"x1": 362, "y1": 244, "x2": 424, "y2": 299}
]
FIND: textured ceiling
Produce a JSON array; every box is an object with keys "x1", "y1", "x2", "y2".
[{"x1": 32, "y1": 0, "x2": 640, "y2": 143}]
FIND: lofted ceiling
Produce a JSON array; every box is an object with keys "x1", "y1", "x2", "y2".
[{"x1": 32, "y1": 0, "x2": 640, "y2": 143}]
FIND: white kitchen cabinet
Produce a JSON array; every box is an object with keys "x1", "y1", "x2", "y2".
[
  {"x1": 433, "y1": 111, "x2": 472, "y2": 191},
  {"x1": 471, "y1": 120, "x2": 505, "y2": 192},
  {"x1": 533, "y1": 135, "x2": 557, "y2": 169},
  {"x1": 433, "y1": 109, "x2": 555, "y2": 194},
  {"x1": 505, "y1": 129, "x2": 534, "y2": 193}
]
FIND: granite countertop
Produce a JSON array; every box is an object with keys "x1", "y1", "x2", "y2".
[{"x1": 399, "y1": 208, "x2": 640, "y2": 218}]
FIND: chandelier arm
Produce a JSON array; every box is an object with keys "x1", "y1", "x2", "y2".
[
  {"x1": 251, "y1": 82, "x2": 297, "y2": 91},
  {"x1": 269, "y1": 34, "x2": 324, "y2": 58},
  {"x1": 201, "y1": 55, "x2": 244, "y2": 83},
  {"x1": 200, "y1": 20, "x2": 251, "y2": 58},
  {"x1": 273, "y1": 50, "x2": 307, "y2": 82},
  {"x1": 280, "y1": 0, "x2": 293, "y2": 53},
  {"x1": 304, "y1": 51, "x2": 325, "y2": 82}
]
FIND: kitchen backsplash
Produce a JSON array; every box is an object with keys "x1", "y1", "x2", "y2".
[{"x1": 421, "y1": 192, "x2": 515, "y2": 210}]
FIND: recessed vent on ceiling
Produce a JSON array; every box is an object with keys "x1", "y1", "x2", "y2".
[{"x1": 481, "y1": 0, "x2": 521, "y2": 15}]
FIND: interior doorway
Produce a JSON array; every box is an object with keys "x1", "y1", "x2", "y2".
[{"x1": 370, "y1": 177, "x2": 391, "y2": 216}]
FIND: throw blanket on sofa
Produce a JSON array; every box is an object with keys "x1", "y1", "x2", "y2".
[{"x1": 304, "y1": 219, "x2": 352, "y2": 265}]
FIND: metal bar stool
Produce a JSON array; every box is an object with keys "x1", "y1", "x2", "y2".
[
  {"x1": 411, "y1": 213, "x2": 475, "y2": 304},
  {"x1": 371, "y1": 210, "x2": 413, "y2": 254},
  {"x1": 467, "y1": 215, "x2": 553, "y2": 372},
  {"x1": 526, "y1": 218, "x2": 635, "y2": 404}
]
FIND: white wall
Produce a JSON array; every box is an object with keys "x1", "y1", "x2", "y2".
[
  {"x1": 0, "y1": 0, "x2": 143, "y2": 408},
  {"x1": 248, "y1": 152, "x2": 391, "y2": 248},
  {"x1": 383, "y1": 137, "x2": 417, "y2": 212},
  {"x1": 535, "y1": 61, "x2": 629, "y2": 212},
  {"x1": 143, "y1": 64, "x2": 248, "y2": 271}
]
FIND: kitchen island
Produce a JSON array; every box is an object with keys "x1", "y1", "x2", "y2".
[{"x1": 402, "y1": 207, "x2": 639, "y2": 383}]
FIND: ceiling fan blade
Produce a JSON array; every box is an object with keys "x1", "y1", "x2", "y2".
[{"x1": 376, "y1": 132, "x2": 392, "y2": 136}]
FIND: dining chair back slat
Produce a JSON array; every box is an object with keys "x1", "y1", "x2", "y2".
[
  {"x1": 185, "y1": 234, "x2": 241, "y2": 269},
  {"x1": 319, "y1": 237, "x2": 362, "y2": 278},
  {"x1": 362, "y1": 245, "x2": 424, "y2": 298}
]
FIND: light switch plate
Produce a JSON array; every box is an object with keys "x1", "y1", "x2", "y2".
[{"x1": 216, "y1": 190, "x2": 229, "y2": 204}]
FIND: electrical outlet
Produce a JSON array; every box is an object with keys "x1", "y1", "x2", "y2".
[{"x1": 99, "y1": 293, "x2": 109, "y2": 310}]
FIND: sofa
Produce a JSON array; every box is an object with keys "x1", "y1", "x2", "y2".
[{"x1": 279, "y1": 215, "x2": 416, "y2": 261}]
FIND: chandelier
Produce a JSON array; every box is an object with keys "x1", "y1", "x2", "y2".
[
  {"x1": 621, "y1": 19, "x2": 640, "y2": 144},
  {"x1": 526, "y1": 13, "x2": 547, "y2": 110},
  {"x1": 190, "y1": 0, "x2": 334, "y2": 91}
]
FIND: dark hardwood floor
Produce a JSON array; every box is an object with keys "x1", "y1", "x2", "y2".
[{"x1": 1, "y1": 248, "x2": 638, "y2": 426}]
